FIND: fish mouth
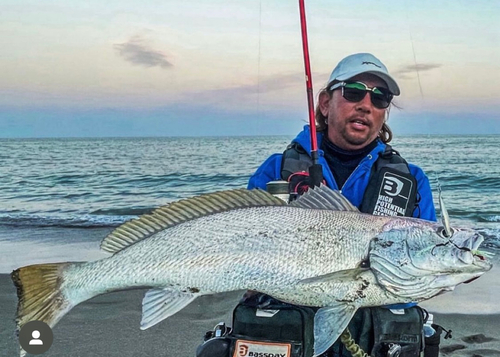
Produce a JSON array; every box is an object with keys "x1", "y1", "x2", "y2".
[
  {"x1": 471, "y1": 252, "x2": 493, "y2": 271},
  {"x1": 456, "y1": 234, "x2": 493, "y2": 270}
]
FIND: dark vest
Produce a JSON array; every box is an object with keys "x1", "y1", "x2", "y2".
[
  {"x1": 280, "y1": 142, "x2": 418, "y2": 217},
  {"x1": 276, "y1": 142, "x2": 424, "y2": 357}
]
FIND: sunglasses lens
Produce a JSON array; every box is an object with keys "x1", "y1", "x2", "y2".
[
  {"x1": 342, "y1": 83, "x2": 392, "y2": 109},
  {"x1": 371, "y1": 92, "x2": 391, "y2": 109},
  {"x1": 343, "y1": 87, "x2": 366, "y2": 102}
]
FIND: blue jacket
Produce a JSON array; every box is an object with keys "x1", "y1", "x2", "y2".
[
  {"x1": 247, "y1": 126, "x2": 436, "y2": 328},
  {"x1": 249, "y1": 125, "x2": 436, "y2": 221}
]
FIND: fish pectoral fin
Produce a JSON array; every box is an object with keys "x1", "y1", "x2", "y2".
[
  {"x1": 313, "y1": 304, "x2": 357, "y2": 356},
  {"x1": 140, "y1": 288, "x2": 198, "y2": 330},
  {"x1": 299, "y1": 268, "x2": 366, "y2": 285}
]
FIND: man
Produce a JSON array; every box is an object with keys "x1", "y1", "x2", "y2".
[
  {"x1": 245, "y1": 53, "x2": 437, "y2": 356},
  {"x1": 248, "y1": 53, "x2": 435, "y2": 221}
]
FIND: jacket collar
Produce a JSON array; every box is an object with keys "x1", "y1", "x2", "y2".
[
  {"x1": 292, "y1": 125, "x2": 324, "y2": 154},
  {"x1": 292, "y1": 125, "x2": 386, "y2": 158}
]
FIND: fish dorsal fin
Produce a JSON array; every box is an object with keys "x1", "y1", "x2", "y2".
[
  {"x1": 101, "y1": 188, "x2": 286, "y2": 254},
  {"x1": 289, "y1": 184, "x2": 359, "y2": 211}
]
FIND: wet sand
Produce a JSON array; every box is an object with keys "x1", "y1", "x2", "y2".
[
  {"x1": 2, "y1": 271, "x2": 500, "y2": 357},
  {"x1": 1, "y1": 225, "x2": 499, "y2": 356},
  {"x1": 0, "y1": 273, "x2": 241, "y2": 356}
]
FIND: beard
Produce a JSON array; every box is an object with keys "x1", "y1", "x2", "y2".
[{"x1": 338, "y1": 124, "x2": 377, "y2": 147}]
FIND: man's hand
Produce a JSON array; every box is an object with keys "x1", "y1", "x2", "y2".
[
  {"x1": 288, "y1": 172, "x2": 312, "y2": 196},
  {"x1": 288, "y1": 171, "x2": 328, "y2": 197}
]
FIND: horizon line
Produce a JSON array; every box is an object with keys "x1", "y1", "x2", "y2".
[{"x1": 1, "y1": 133, "x2": 499, "y2": 140}]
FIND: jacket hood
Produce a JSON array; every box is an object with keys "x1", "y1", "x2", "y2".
[{"x1": 291, "y1": 125, "x2": 323, "y2": 154}]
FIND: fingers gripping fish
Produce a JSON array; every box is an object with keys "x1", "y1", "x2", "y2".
[{"x1": 11, "y1": 185, "x2": 492, "y2": 356}]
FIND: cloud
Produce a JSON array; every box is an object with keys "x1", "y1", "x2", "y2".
[
  {"x1": 114, "y1": 36, "x2": 173, "y2": 69},
  {"x1": 190, "y1": 71, "x2": 329, "y2": 100},
  {"x1": 394, "y1": 63, "x2": 442, "y2": 79}
]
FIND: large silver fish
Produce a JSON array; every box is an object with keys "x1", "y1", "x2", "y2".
[{"x1": 12, "y1": 186, "x2": 492, "y2": 356}]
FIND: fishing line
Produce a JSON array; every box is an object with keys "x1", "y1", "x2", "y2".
[
  {"x1": 409, "y1": 29, "x2": 424, "y2": 99},
  {"x1": 405, "y1": 1, "x2": 424, "y2": 99}
]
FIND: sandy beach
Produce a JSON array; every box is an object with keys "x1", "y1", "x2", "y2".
[
  {"x1": 1, "y1": 226, "x2": 500, "y2": 356},
  {"x1": 0, "y1": 273, "x2": 242, "y2": 356},
  {"x1": 2, "y1": 271, "x2": 500, "y2": 357},
  {"x1": 0, "y1": 226, "x2": 239, "y2": 356}
]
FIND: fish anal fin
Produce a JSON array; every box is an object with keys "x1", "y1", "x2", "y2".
[
  {"x1": 313, "y1": 304, "x2": 357, "y2": 356},
  {"x1": 140, "y1": 288, "x2": 198, "y2": 330}
]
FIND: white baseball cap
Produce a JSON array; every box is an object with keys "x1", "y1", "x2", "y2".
[{"x1": 327, "y1": 53, "x2": 400, "y2": 96}]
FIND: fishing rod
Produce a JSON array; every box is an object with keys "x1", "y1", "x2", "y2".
[{"x1": 298, "y1": 0, "x2": 323, "y2": 188}]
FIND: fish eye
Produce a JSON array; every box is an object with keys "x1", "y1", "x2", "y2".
[{"x1": 437, "y1": 226, "x2": 453, "y2": 238}]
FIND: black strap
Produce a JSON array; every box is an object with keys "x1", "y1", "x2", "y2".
[
  {"x1": 281, "y1": 143, "x2": 419, "y2": 217},
  {"x1": 281, "y1": 143, "x2": 313, "y2": 181},
  {"x1": 360, "y1": 145, "x2": 418, "y2": 217}
]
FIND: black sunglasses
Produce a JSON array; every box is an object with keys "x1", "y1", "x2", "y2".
[{"x1": 329, "y1": 81, "x2": 393, "y2": 109}]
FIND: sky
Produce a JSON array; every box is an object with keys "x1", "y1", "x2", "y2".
[{"x1": 0, "y1": 0, "x2": 499, "y2": 137}]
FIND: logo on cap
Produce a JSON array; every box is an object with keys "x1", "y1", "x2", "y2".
[{"x1": 362, "y1": 61, "x2": 382, "y2": 68}]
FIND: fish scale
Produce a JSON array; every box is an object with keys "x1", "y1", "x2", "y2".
[
  {"x1": 81, "y1": 208, "x2": 383, "y2": 294},
  {"x1": 11, "y1": 186, "x2": 492, "y2": 357}
]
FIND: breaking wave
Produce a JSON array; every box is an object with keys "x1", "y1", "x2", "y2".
[{"x1": 0, "y1": 213, "x2": 133, "y2": 228}]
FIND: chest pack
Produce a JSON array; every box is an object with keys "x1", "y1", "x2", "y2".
[
  {"x1": 368, "y1": 307, "x2": 425, "y2": 357},
  {"x1": 196, "y1": 302, "x2": 425, "y2": 357},
  {"x1": 281, "y1": 143, "x2": 418, "y2": 217},
  {"x1": 229, "y1": 301, "x2": 316, "y2": 357},
  {"x1": 196, "y1": 298, "x2": 316, "y2": 357}
]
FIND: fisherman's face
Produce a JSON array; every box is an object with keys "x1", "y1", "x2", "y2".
[{"x1": 319, "y1": 73, "x2": 388, "y2": 151}]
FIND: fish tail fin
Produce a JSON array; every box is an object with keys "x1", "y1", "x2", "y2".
[{"x1": 11, "y1": 263, "x2": 76, "y2": 336}]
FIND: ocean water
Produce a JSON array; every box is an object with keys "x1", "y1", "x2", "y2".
[
  {"x1": 0, "y1": 136, "x2": 290, "y2": 227},
  {"x1": 1, "y1": 135, "x2": 500, "y2": 314},
  {"x1": 0, "y1": 136, "x2": 500, "y2": 235},
  {"x1": 0, "y1": 135, "x2": 499, "y2": 253}
]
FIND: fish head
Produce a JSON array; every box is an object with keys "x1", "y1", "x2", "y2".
[{"x1": 369, "y1": 218, "x2": 493, "y2": 300}]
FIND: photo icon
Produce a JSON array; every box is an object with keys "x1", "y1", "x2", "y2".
[{"x1": 19, "y1": 320, "x2": 53, "y2": 355}]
